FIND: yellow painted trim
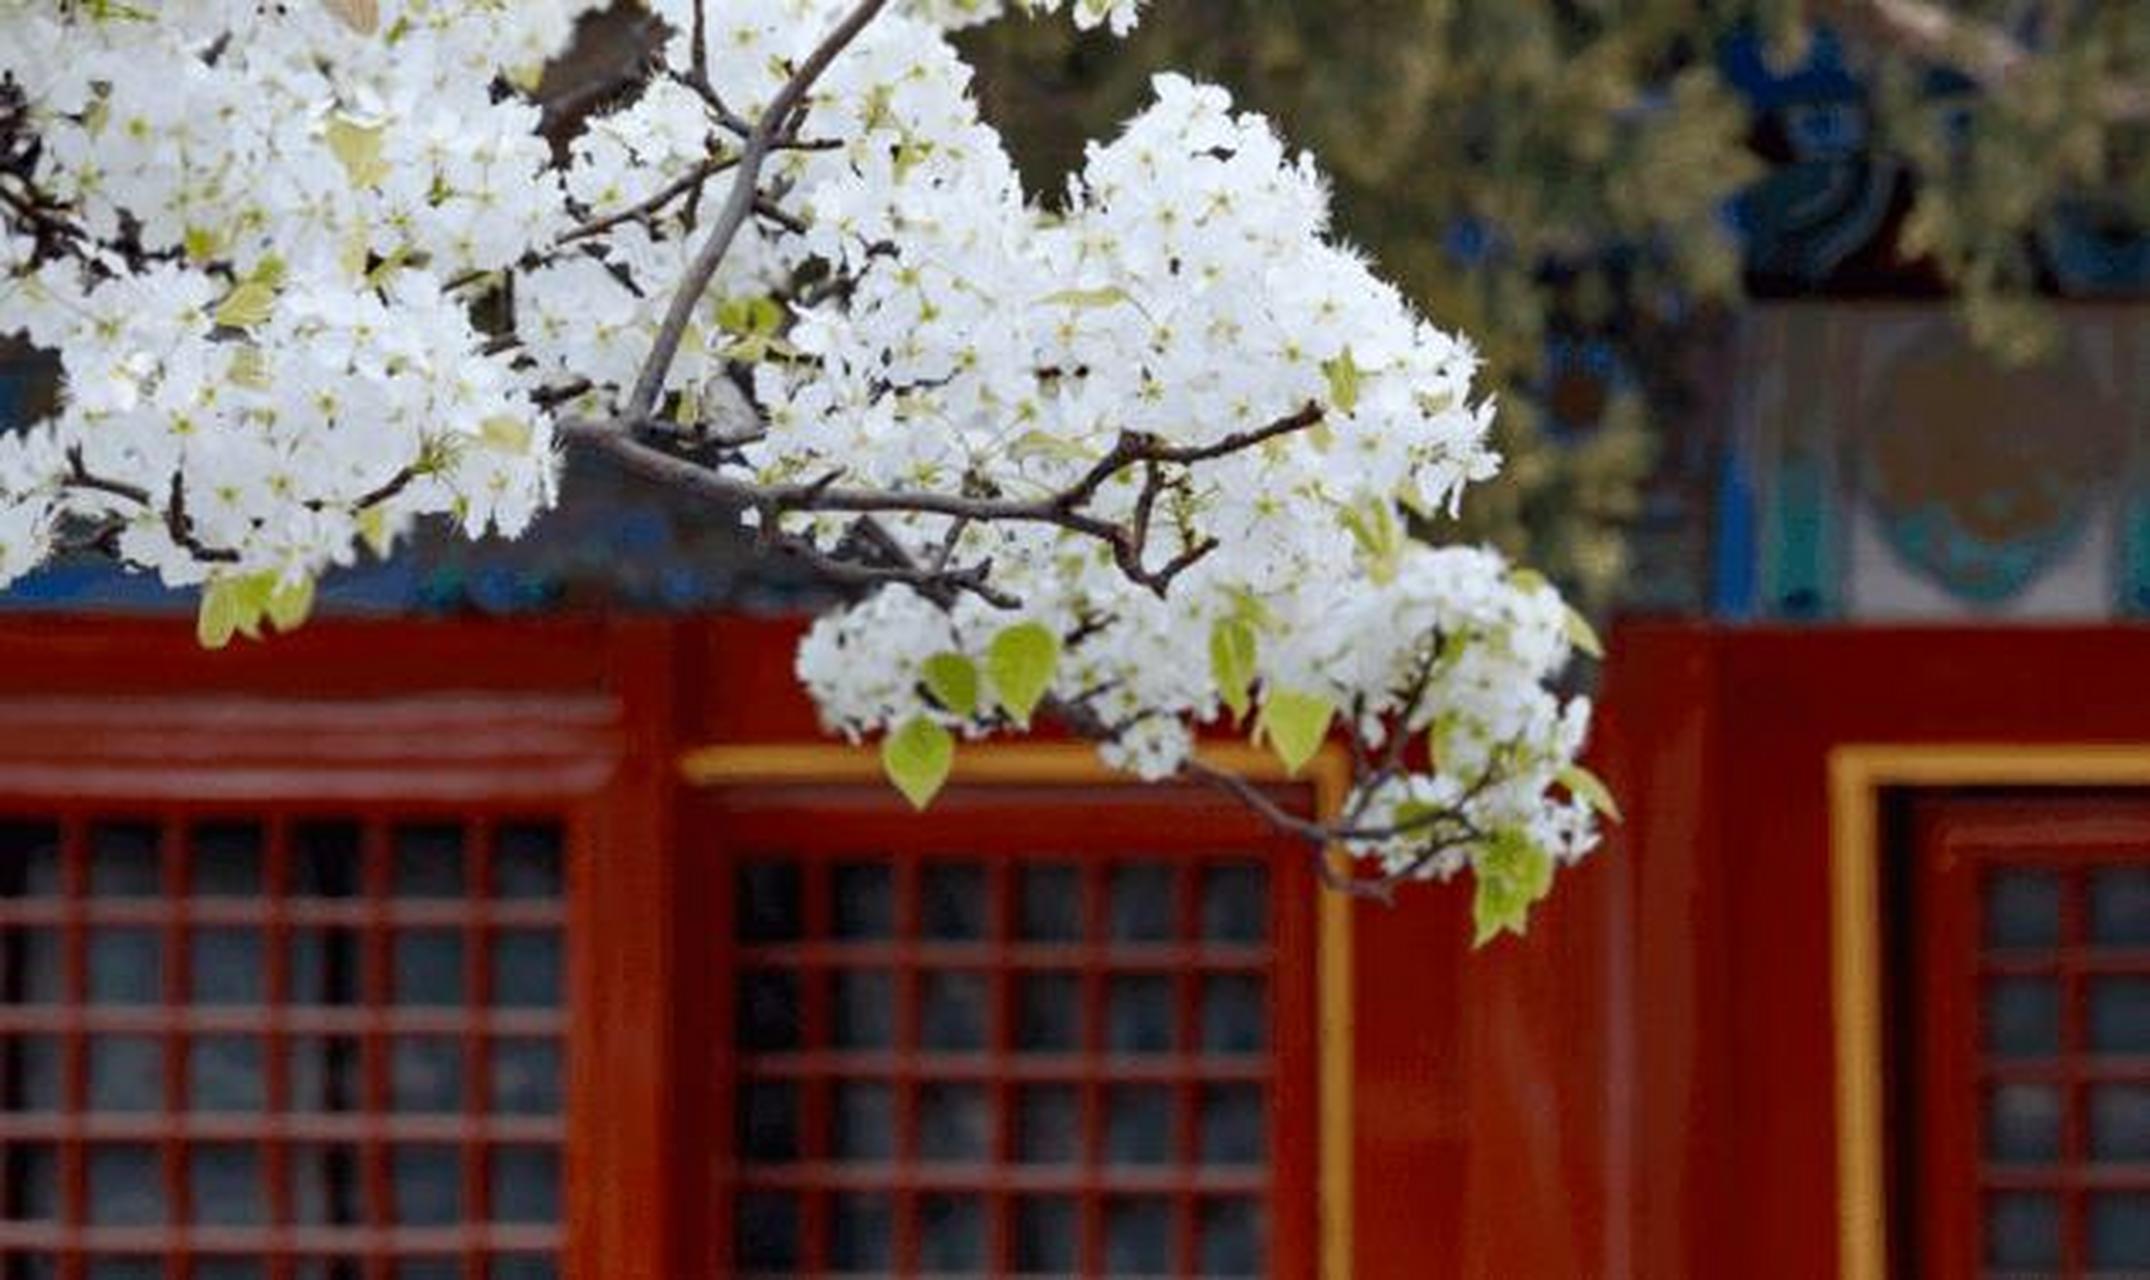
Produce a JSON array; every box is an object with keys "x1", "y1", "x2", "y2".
[
  {"x1": 1827, "y1": 744, "x2": 2150, "y2": 1280},
  {"x1": 682, "y1": 740, "x2": 1357, "y2": 1280}
]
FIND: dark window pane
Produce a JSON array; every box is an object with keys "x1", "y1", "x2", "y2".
[
  {"x1": 87, "y1": 1144, "x2": 162, "y2": 1226},
  {"x1": 1109, "y1": 865, "x2": 1175, "y2": 942},
  {"x1": 737, "y1": 1080, "x2": 798, "y2": 1163},
  {"x1": 736, "y1": 1190, "x2": 799, "y2": 1271},
  {"x1": 289, "y1": 1036, "x2": 363, "y2": 1113},
  {"x1": 393, "y1": 930, "x2": 464, "y2": 1007},
  {"x1": 290, "y1": 821, "x2": 363, "y2": 898},
  {"x1": 1201, "y1": 864, "x2": 1267, "y2": 944},
  {"x1": 0, "y1": 823, "x2": 61, "y2": 898},
  {"x1": 391, "y1": 1145, "x2": 461, "y2": 1226},
  {"x1": 490, "y1": 1147, "x2": 559, "y2": 1224},
  {"x1": 918, "y1": 1194, "x2": 985, "y2": 1273},
  {"x1": 289, "y1": 928, "x2": 364, "y2": 1006},
  {"x1": 1204, "y1": 976, "x2": 1264, "y2": 1058},
  {"x1": 1016, "y1": 1197, "x2": 1079, "y2": 1274},
  {"x1": 291, "y1": 1143, "x2": 364, "y2": 1225},
  {"x1": 294, "y1": 1264, "x2": 365, "y2": 1280},
  {"x1": 493, "y1": 929, "x2": 562, "y2": 1009},
  {"x1": 3, "y1": 1259, "x2": 58, "y2": 1280},
  {"x1": 736, "y1": 971, "x2": 801, "y2": 1052},
  {"x1": 1199, "y1": 1199, "x2": 1264, "y2": 1277},
  {"x1": 2093, "y1": 867, "x2": 2150, "y2": 947},
  {"x1": 921, "y1": 972, "x2": 987, "y2": 1051},
  {"x1": 87, "y1": 927, "x2": 160, "y2": 1004},
  {"x1": 1018, "y1": 865, "x2": 1083, "y2": 942},
  {"x1": 188, "y1": 1036, "x2": 265, "y2": 1113},
  {"x1": 922, "y1": 863, "x2": 987, "y2": 941},
  {"x1": 391, "y1": 1038, "x2": 462, "y2": 1113},
  {"x1": 735, "y1": 862, "x2": 801, "y2": 943},
  {"x1": 919, "y1": 1083, "x2": 989, "y2": 1163},
  {"x1": 190, "y1": 823, "x2": 263, "y2": 897},
  {"x1": 831, "y1": 1082, "x2": 895, "y2": 1163},
  {"x1": 1105, "y1": 1086, "x2": 1174, "y2": 1165},
  {"x1": 2094, "y1": 1084, "x2": 2150, "y2": 1163},
  {"x1": 89, "y1": 823, "x2": 160, "y2": 897},
  {"x1": 391, "y1": 1265, "x2": 457, "y2": 1280},
  {"x1": 1018, "y1": 972, "x2": 1082, "y2": 1053},
  {"x1": 1986, "y1": 977, "x2": 2062, "y2": 1058},
  {"x1": 488, "y1": 1258, "x2": 557, "y2": 1280},
  {"x1": 1987, "y1": 1191, "x2": 2062, "y2": 1268},
  {"x1": 1016, "y1": 1084, "x2": 1080, "y2": 1165},
  {"x1": 2094, "y1": 977, "x2": 2150, "y2": 1054},
  {"x1": 1, "y1": 1035, "x2": 62, "y2": 1111},
  {"x1": 0, "y1": 928, "x2": 64, "y2": 1004},
  {"x1": 88, "y1": 1036, "x2": 160, "y2": 1112},
  {"x1": 828, "y1": 1192, "x2": 893, "y2": 1274},
  {"x1": 1987, "y1": 1083, "x2": 2062, "y2": 1164},
  {"x1": 1, "y1": 1143, "x2": 58, "y2": 1219},
  {"x1": 191, "y1": 1143, "x2": 265, "y2": 1225},
  {"x1": 392, "y1": 824, "x2": 464, "y2": 898},
  {"x1": 1985, "y1": 869, "x2": 2062, "y2": 950},
  {"x1": 1108, "y1": 975, "x2": 1175, "y2": 1054},
  {"x1": 190, "y1": 928, "x2": 266, "y2": 1005},
  {"x1": 494, "y1": 823, "x2": 565, "y2": 900},
  {"x1": 1106, "y1": 1197, "x2": 1173, "y2": 1275},
  {"x1": 491, "y1": 1039, "x2": 562, "y2": 1116},
  {"x1": 2092, "y1": 1193, "x2": 2150, "y2": 1268},
  {"x1": 82, "y1": 1263, "x2": 157, "y2": 1280},
  {"x1": 1201, "y1": 1085, "x2": 1266, "y2": 1166},
  {"x1": 831, "y1": 970, "x2": 894, "y2": 1050},
  {"x1": 831, "y1": 863, "x2": 893, "y2": 940},
  {"x1": 195, "y1": 1261, "x2": 267, "y2": 1280}
]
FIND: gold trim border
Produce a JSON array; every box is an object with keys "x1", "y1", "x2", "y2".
[
  {"x1": 680, "y1": 741, "x2": 1356, "y2": 1280},
  {"x1": 1827, "y1": 744, "x2": 2150, "y2": 1280}
]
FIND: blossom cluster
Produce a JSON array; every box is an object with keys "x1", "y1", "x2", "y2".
[{"x1": 0, "y1": 0, "x2": 1605, "y2": 928}]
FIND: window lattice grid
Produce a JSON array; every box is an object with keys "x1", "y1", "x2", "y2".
[
  {"x1": 0, "y1": 813, "x2": 569, "y2": 1280},
  {"x1": 724, "y1": 850, "x2": 1286, "y2": 1278},
  {"x1": 1974, "y1": 862, "x2": 2150, "y2": 1277}
]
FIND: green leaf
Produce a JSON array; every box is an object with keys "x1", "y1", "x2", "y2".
[
  {"x1": 1037, "y1": 286, "x2": 1131, "y2": 309},
  {"x1": 265, "y1": 575, "x2": 315, "y2": 633},
  {"x1": 213, "y1": 281, "x2": 277, "y2": 330},
  {"x1": 478, "y1": 415, "x2": 532, "y2": 453},
  {"x1": 1564, "y1": 604, "x2": 1604, "y2": 660},
  {"x1": 1471, "y1": 828, "x2": 1554, "y2": 948},
  {"x1": 1209, "y1": 617, "x2": 1258, "y2": 722},
  {"x1": 1322, "y1": 347, "x2": 1362, "y2": 413},
  {"x1": 196, "y1": 579, "x2": 245, "y2": 650},
  {"x1": 324, "y1": 116, "x2": 388, "y2": 189},
  {"x1": 357, "y1": 506, "x2": 394, "y2": 557},
  {"x1": 986, "y1": 622, "x2": 1060, "y2": 728},
  {"x1": 1558, "y1": 764, "x2": 1621, "y2": 823},
  {"x1": 1256, "y1": 687, "x2": 1333, "y2": 777},
  {"x1": 881, "y1": 716, "x2": 954, "y2": 811},
  {"x1": 921, "y1": 652, "x2": 980, "y2": 718},
  {"x1": 1339, "y1": 499, "x2": 1401, "y2": 585}
]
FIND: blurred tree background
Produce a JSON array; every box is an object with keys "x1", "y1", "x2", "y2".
[{"x1": 957, "y1": 1, "x2": 2150, "y2": 607}]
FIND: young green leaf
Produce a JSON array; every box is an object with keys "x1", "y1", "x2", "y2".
[
  {"x1": 196, "y1": 579, "x2": 245, "y2": 650},
  {"x1": 1471, "y1": 828, "x2": 1555, "y2": 948},
  {"x1": 1037, "y1": 286, "x2": 1131, "y2": 309},
  {"x1": 1256, "y1": 687, "x2": 1333, "y2": 776},
  {"x1": 265, "y1": 575, "x2": 316, "y2": 633},
  {"x1": 987, "y1": 622, "x2": 1060, "y2": 727},
  {"x1": 921, "y1": 652, "x2": 980, "y2": 718},
  {"x1": 213, "y1": 281, "x2": 277, "y2": 330},
  {"x1": 1321, "y1": 347, "x2": 1362, "y2": 413},
  {"x1": 1208, "y1": 617, "x2": 1258, "y2": 722},
  {"x1": 1563, "y1": 604, "x2": 1605, "y2": 659},
  {"x1": 324, "y1": 117, "x2": 388, "y2": 189},
  {"x1": 881, "y1": 716, "x2": 955, "y2": 811},
  {"x1": 1558, "y1": 764, "x2": 1621, "y2": 822}
]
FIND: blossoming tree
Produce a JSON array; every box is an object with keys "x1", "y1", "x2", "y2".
[{"x1": 0, "y1": 0, "x2": 1611, "y2": 940}]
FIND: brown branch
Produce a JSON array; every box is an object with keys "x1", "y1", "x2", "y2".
[
  {"x1": 623, "y1": 0, "x2": 893, "y2": 423},
  {"x1": 1820, "y1": 0, "x2": 2150, "y2": 122}
]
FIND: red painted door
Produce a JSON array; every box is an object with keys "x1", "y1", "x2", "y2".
[{"x1": 1911, "y1": 795, "x2": 2150, "y2": 1279}]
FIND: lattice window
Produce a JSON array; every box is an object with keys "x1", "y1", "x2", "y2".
[
  {"x1": 0, "y1": 813, "x2": 569, "y2": 1280},
  {"x1": 716, "y1": 825, "x2": 1311, "y2": 1279}
]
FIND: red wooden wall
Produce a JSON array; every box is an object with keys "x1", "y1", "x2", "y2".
[{"x1": 10, "y1": 614, "x2": 2150, "y2": 1277}]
